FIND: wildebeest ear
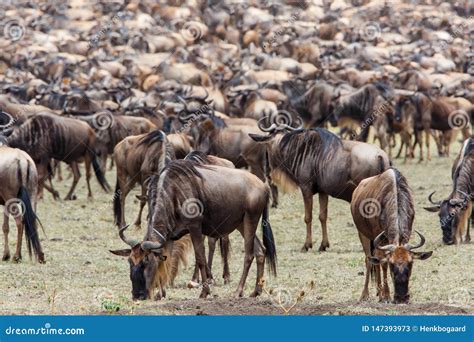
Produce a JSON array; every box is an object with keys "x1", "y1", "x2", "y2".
[
  {"x1": 248, "y1": 133, "x2": 272, "y2": 143},
  {"x1": 423, "y1": 206, "x2": 440, "y2": 213},
  {"x1": 412, "y1": 251, "x2": 433, "y2": 260},
  {"x1": 109, "y1": 249, "x2": 131, "y2": 257},
  {"x1": 368, "y1": 256, "x2": 386, "y2": 265}
]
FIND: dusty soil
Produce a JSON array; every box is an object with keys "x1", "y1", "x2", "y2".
[{"x1": 0, "y1": 134, "x2": 473, "y2": 315}]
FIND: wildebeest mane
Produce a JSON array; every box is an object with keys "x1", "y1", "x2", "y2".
[
  {"x1": 146, "y1": 159, "x2": 206, "y2": 241},
  {"x1": 276, "y1": 128, "x2": 342, "y2": 184},
  {"x1": 393, "y1": 168, "x2": 414, "y2": 244}
]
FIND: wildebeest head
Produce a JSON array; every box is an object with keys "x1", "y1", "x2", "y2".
[
  {"x1": 370, "y1": 231, "x2": 432, "y2": 304},
  {"x1": 424, "y1": 191, "x2": 471, "y2": 245},
  {"x1": 110, "y1": 225, "x2": 167, "y2": 300}
]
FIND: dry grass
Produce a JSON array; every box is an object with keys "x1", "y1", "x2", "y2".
[{"x1": 0, "y1": 135, "x2": 473, "y2": 315}]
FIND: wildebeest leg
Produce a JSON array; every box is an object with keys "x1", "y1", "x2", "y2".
[
  {"x1": 64, "y1": 162, "x2": 80, "y2": 200},
  {"x1": 84, "y1": 154, "x2": 93, "y2": 199},
  {"x1": 235, "y1": 216, "x2": 258, "y2": 298},
  {"x1": 301, "y1": 188, "x2": 313, "y2": 252},
  {"x1": 190, "y1": 230, "x2": 210, "y2": 298},
  {"x1": 395, "y1": 140, "x2": 404, "y2": 159},
  {"x1": 270, "y1": 184, "x2": 279, "y2": 208},
  {"x1": 221, "y1": 235, "x2": 231, "y2": 284},
  {"x1": 425, "y1": 129, "x2": 431, "y2": 161},
  {"x1": 416, "y1": 130, "x2": 424, "y2": 162},
  {"x1": 12, "y1": 215, "x2": 23, "y2": 263},
  {"x1": 133, "y1": 184, "x2": 147, "y2": 228},
  {"x1": 249, "y1": 236, "x2": 265, "y2": 297},
  {"x1": 318, "y1": 193, "x2": 330, "y2": 251},
  {"x1": 207, "y1": 237, "x2": 216, "y2": 282},
  {"x1": 2, "y1": 213, "x2": 10, "y2": 261},
  {"x1": 358, "y1": 232, "x2": 371, "y2": 301},
  {"x1": 109, "y1": 157, "x2": 114, "y2": 171},
  {"x1": 54, "y1": 160, "x2": 63, "y2": 181},
  {"x1": 381, "y1": 263, "x2": 390, "y2": 303},
  {"x1": 37, "y1": 163, "x2": 59, "y2": 200}
]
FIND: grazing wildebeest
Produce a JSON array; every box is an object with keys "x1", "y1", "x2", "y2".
[
  {"x1": 0, "y1": 140, "x2": 44, "y2": 263},
  {"x1": 250, "y1": 122, "x2": 390, "y2": 252},
  {"x1": 113, "y1": 130, "x2": 175, "y2": 228},
  {"x1": 110, "y1": 226, "x2": 193, "y2": 300},
  {"x1": 4, "y1": 112, "x2": 109, "y2": 200},
  {"x1": 351, "y1": 168, "x2": 433, "y2": 303},
  {"x1": 424, "y1": 137, "x2": 474, "y2": 245},
  {"x1": 111, "y1": 156, "x2": 277, "y2": 299}
]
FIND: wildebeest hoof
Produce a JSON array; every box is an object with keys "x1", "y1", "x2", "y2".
[
  {"x1": 223, "y1": 277, "x2": 230, "y2": 285},
  {"x1": 53, "y1": 192, "x2": 60, "y2": 200},
  {"x1": 379, "y1": 297, "x2": 390, "y2": 304},
  {"x1": 249, "y1": 289, "x2": 262, "y2": 297},
  {"x1": 12, "y1": 255, "x2": 21, "y2": 263},
  {"x1": 234, "y1": 291, "x2": 243, "y2": 298},
  {"x1": 187, "y1": 280, "x2": 200, "y2": 289},
  {"x1": 2, "y1": 254, "x2": 10, "y2": 261},
  {"x1": 359, "y1": 294, "x2": 369, "y2": 302},
  {"x1": 199, "y1": 289, "x2": 210, "y2": 298},
  {"x1": 301, "y1": 242, "x2": 312, "y2": 252},
  {"x1": 318, "y1": 241, "x2": 330, "y2": 252},
  {"x1": 64, "y1": 194, "x2": 77, "y2": 201},
  {"x1": 271, "y1": 203, "x2": 278, "y2": 208}
]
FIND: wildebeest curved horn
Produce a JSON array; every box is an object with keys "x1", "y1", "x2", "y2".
[
  {"x1": 0, "y1": 111, "x2": 15, "y2": 129},
  {"x1": 176, "y1": 96, "x2": 188, "y2": 112},
  {"x1": 141, "y1": 240, "x2": 163, "y2": 251},
  {"x1": 373, "y1": 231, "x2": 396, "y2": 252},
  {"x1": 405, "y1": 230, "x2": 426, "y2": 251},
  {"x1": 257, "y1": 116, "x2": 277, "y2": 132},
  {"x1": 119, "y1": 225, "x2": 140, "y2": 248},
  {"x1": 427, "y1": 191, "x2": 441, "y2": 206}
]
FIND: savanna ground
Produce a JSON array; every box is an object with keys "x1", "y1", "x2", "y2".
[{"x1": 0, "y1": 133, "x2": 473, "y2": 315}]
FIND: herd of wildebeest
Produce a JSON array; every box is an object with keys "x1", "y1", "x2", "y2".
[{"x1": 0, "y1": 0, "x2": 472, "y2": 306}]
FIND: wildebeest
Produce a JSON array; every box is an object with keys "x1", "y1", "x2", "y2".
[
  {"x1": 4, "y1": 112, "x2": 109, "y2": 200},
  {"x1": 424, "y1": 137, "x2": 474, "y2": 245},
  {"x1": 111, "y1": 155, "x2": 277, "y2": 299},
  {"x1": 395, "y1": 92, "x2": 471, "y2": 161},
  {"x1": 113, "y1": 130, "x2": 175, "y2": 228},
  {"x1": 76, "y1": 111, "x2": 157, "y2": 169},
  {"x1": 0, "y1": 141, "x2": 44, "y2": 263},
  {"x1": 250, "y1": 122, "x2": 390, "y2": 252},
  {"x1": 351, "y1": 168, "x2": 432, "y2": 303}
]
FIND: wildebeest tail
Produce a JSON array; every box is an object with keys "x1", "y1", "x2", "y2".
[
  {"x1": 262, "y1": 197, "x2": 277, "y2": 276},
  {"x1": 377, "y1": 155, "x2": 387, "y2": 173},
  {"x1": 17, "y1": 186, "x2": 44, "y2": 263},
  {"x1": 113, "y1": 179, "x2": 121, "y2": 226},
  {"x1": 91, "y1": 152, "x2": 110, "y2": 192}
]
